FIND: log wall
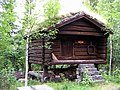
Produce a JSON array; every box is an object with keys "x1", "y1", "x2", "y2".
[
  {"x1": 28, "y1": 17, "x2": 108, "y2": 65},
  {"x1": 52, "y1": 36, "x2": 107, "y2": 62},
  {"x1": 28, "y1": 39, "x2": 52, "y2": 64}
]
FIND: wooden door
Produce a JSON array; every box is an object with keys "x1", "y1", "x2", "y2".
[{"x1": 61, "y1": 39, "x2": 73, "y2": 57}]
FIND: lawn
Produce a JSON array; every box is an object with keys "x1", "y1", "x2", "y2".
[
  {"x1": 46, "y1": 80, "x2": 120, "y2": 90},
  {"x1": 9, "y1": 80, "x2": 120, "y2": 90}
]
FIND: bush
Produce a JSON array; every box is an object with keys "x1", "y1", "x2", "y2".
[{"x1": 0, "y1": 67, "x2": 17, "y2": 90}]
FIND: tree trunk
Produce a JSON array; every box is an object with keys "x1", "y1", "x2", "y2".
[
  {"x1": 109, "y1": 34, "x2": 112, "y2": 76},
  {"x1": 25, "y1": 37, "x2": 29, "y2": 86}
]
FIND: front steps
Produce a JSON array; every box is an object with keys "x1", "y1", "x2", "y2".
[{"x1": 76, "y1": 64, "x2": 104, "y2": 83}]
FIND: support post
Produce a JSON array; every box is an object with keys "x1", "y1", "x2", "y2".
[
  {"x1": 28, "y1": 63, "x2": 32, "y2": 71},
  {"x1": 43, "y1": 65, "x2": 48, "y2": 78},
  {"x1": 42, "y1": 38, "x2": 48, "y2": 81}
]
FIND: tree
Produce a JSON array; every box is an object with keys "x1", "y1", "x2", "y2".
[
  {"x1": 0, "y1": 0, "x2": 17, "y2": 69},
  {"x1": 84, "y1": 0, "x2": 120, "y2": 72}
]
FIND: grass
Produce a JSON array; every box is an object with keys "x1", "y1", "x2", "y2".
[
  {"x1": 46, "y1": 80, "x2": 120, "y2": 90},
  {"x1": 8, "y1": 79, "x2": 120, "y2": 90}
]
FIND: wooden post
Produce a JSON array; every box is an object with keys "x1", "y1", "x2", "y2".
[
  {"x1": 28, "y1": 63, "x2": 32, "y2": 71},
  {"x1": 43, "y1": 65, "x2": 48, "y2": 78},
  {"x1": 109, "y1": 34, "x2": 112, "y2": 76},
  {"x1": 42, "y1": 37, "x2": 48, "y2": 81}
]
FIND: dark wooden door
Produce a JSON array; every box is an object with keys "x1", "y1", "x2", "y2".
[{"x1": 61, "y1": 39, "x2": 73, "y2": 57}]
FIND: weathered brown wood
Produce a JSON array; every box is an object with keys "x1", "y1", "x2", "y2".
[
  {"x1": 74, "y1": 52, "x2": 89, "y2": 56},
  {"x1": 97, "y1": 46, "x2": 107, "y2": 50},
  {"x1": 28, "y1": 12, "x2": 109, "y2": 65},
  {"x1": 58, "y1": 56, "x2": 97, "y2": 60},
  {"x1": 29, "y1": 54, "x2": 50, "y2": 58},
  {"x1": 52, "y1": 48, "x2": 60, "y2": 52},
  {"x1": 97, "y1": 50, "x2": 106, "y2": 54},
  {"x1": 30, "y1": 42, "x2": 42, "y2": 46},
  {"x1": 74, "y1": 45, "x2": 88, "y2": 48},
  {"x1": 97, "y1": 43, "x2": 107, "y2": 46},
  {"x1": 51, "y1": 59, "x2": 107, "y2": 65},
  {"x1": 29, "y1": 57, "x2": 42, "y2": 61},
  {"x1": 52, "y1": 53, "x2": 58, "y2": 60},
  {"x1": 74, "y1": 48, "x2": 87, "y2": 52},
  {"x1": 60, "y1": 25, "x2": 101, "y2": 32},
  {"x1": 29, "y1": 57, "x2": 51, "y2": 62},
  {"x1": 29, "y1": 47, "x2": 42, "y2": 50},
  {"x1": 59, "y1": 31, "x2": 104, "y2": 36},
  {"x1": 70, "y1": 20, "x2": 94, "y2": 27},
  {"x1": 97, "y1": 54, "x2": 106, "y2": 59},
  {"x1": 29, "y1": 49, "x2": 52, "y2": 54},
  {"x1": 31, "y1": 39, "x2": 42, "y2": 43}
]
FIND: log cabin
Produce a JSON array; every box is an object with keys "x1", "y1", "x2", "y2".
[{"x1": 27, "y1": 11, "x2": 111, "y2": 79}]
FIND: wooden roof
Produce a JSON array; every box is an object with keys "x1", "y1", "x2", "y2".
[
  {"x1": 25, "y1": 11, "x2": 112, "y2": 36},
  {"x1": 55, "y1": 11, "x2": 109, "y2": 32}
]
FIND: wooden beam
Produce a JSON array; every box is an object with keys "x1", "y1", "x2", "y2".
[
  {"x1": 59, "y1": 31, "x2": 104, "y2": 36},
  {"x1": 52, "y1": 53, "x2": 58, "y2": 60}
]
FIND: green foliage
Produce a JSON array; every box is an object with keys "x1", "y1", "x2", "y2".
[
  {"x1": 81, "y1": 69, "x2": 92, "y2": 86},
  {"x1": 84, "y1": 0, "x2": 120, "y2": 69},
  {"x1": 100, "y1": 65, "x2": 120, "y2": 84},
  {"x1": 0, "y1": 0, "x2": 18, "y2": 70},
  {"x1": 0, "y1": 66, "x2": 16, "y2": 90},
  {"x1": 30, "y1": 0, "x2": 60, "y2": 50},
  {"x1": 44, "y1": 0, "x2": 60, "y2": 26}
]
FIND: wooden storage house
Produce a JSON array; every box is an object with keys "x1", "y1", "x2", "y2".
[{"x1": 27, "y1": 11, "x2": 111, "y2": 79}]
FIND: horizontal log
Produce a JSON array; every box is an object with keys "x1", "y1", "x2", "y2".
[
  {"x1": 31, "y1": 39, "x2": 42, "y2": 43},
  {"x1": 74, "y1": 52, "x2": 89, "y2": 56},
  {"x1": 58, "y1": 56, "x2": 97, "y2": 60},
  {"x1": 97, "y1": 46, "x2": 107, "y2": 50},
  {"x1": 28, "y1": 54, "x2": 42, "y2": 57},
  {"x1": 60, "y1": 25, "x2": 101, "y2": 32},
  {"x1": 74, "y1": 48, "x2": 87, "y2": 52},
  {"x1": 52, "y1": 44, "x2": 60, "y2": 48},
  {"x1": 51, "y1": 59, "x2": 107, "y2": 65},
  {"x1": 53, "y1": 52, "x2": 61, "y2": 56},
  {"x1": 30, "y1": 42, "x2": 42, "y2": 46},
  {"x1": 52, "y1": 41, "x2": 60, "y2": 45},
  {"x1": 29, "y1": 60, "x2": 42, "y2": 64},
  {"x1": 52, "y1": 48, "x2": 60, "y2": 52},
  {"x1": 29, "y1": 57, "x2": 51, "y2": 61},
  {"x1": 28, "y1": 54, "x2": 51, "y2": 58},
  {"x1": 29, "y1": 49, "x2": 52, "y2": 54},
  {"x1": 29, "y1": 57, "x2": 42, "y2": 61},
  {"x1": 74, "y1": 44, "x2": 88, "y2": 48},
  {"x1": 97, "y1": 50, "x2": 106, "y2": 54},
  {"x1": 29, "y1": 50, "x2": 42, "y2": 54},
  {"x1": 97, "y1": 38, "x2": 107, "y2": 43},
  {"x1": 29, "y1": 46, "x2": 42, "y2": 50},
  {"x1": 97, "y1": 54, "x2": 106, "y2": 59},
  {"x1": 59, "y1": 31, "x2": 104, "y2": 36},
  {"x1": 70, "y1": 21, "x2": 94, "y2": 27},
  {"x1": 97, "y1": 43, "x2": 107, "y2": 46}
]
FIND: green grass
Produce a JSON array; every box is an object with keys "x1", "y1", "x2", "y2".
[
  {"x1": 2, "y1": 79, "x2": 120, "y2": 90},
  {"x1": 10, "y1": 80, "x2": 120, "y2": 90},
  {"x1": 46, "y1": 80, "x2": 120, "y2": 90}
]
